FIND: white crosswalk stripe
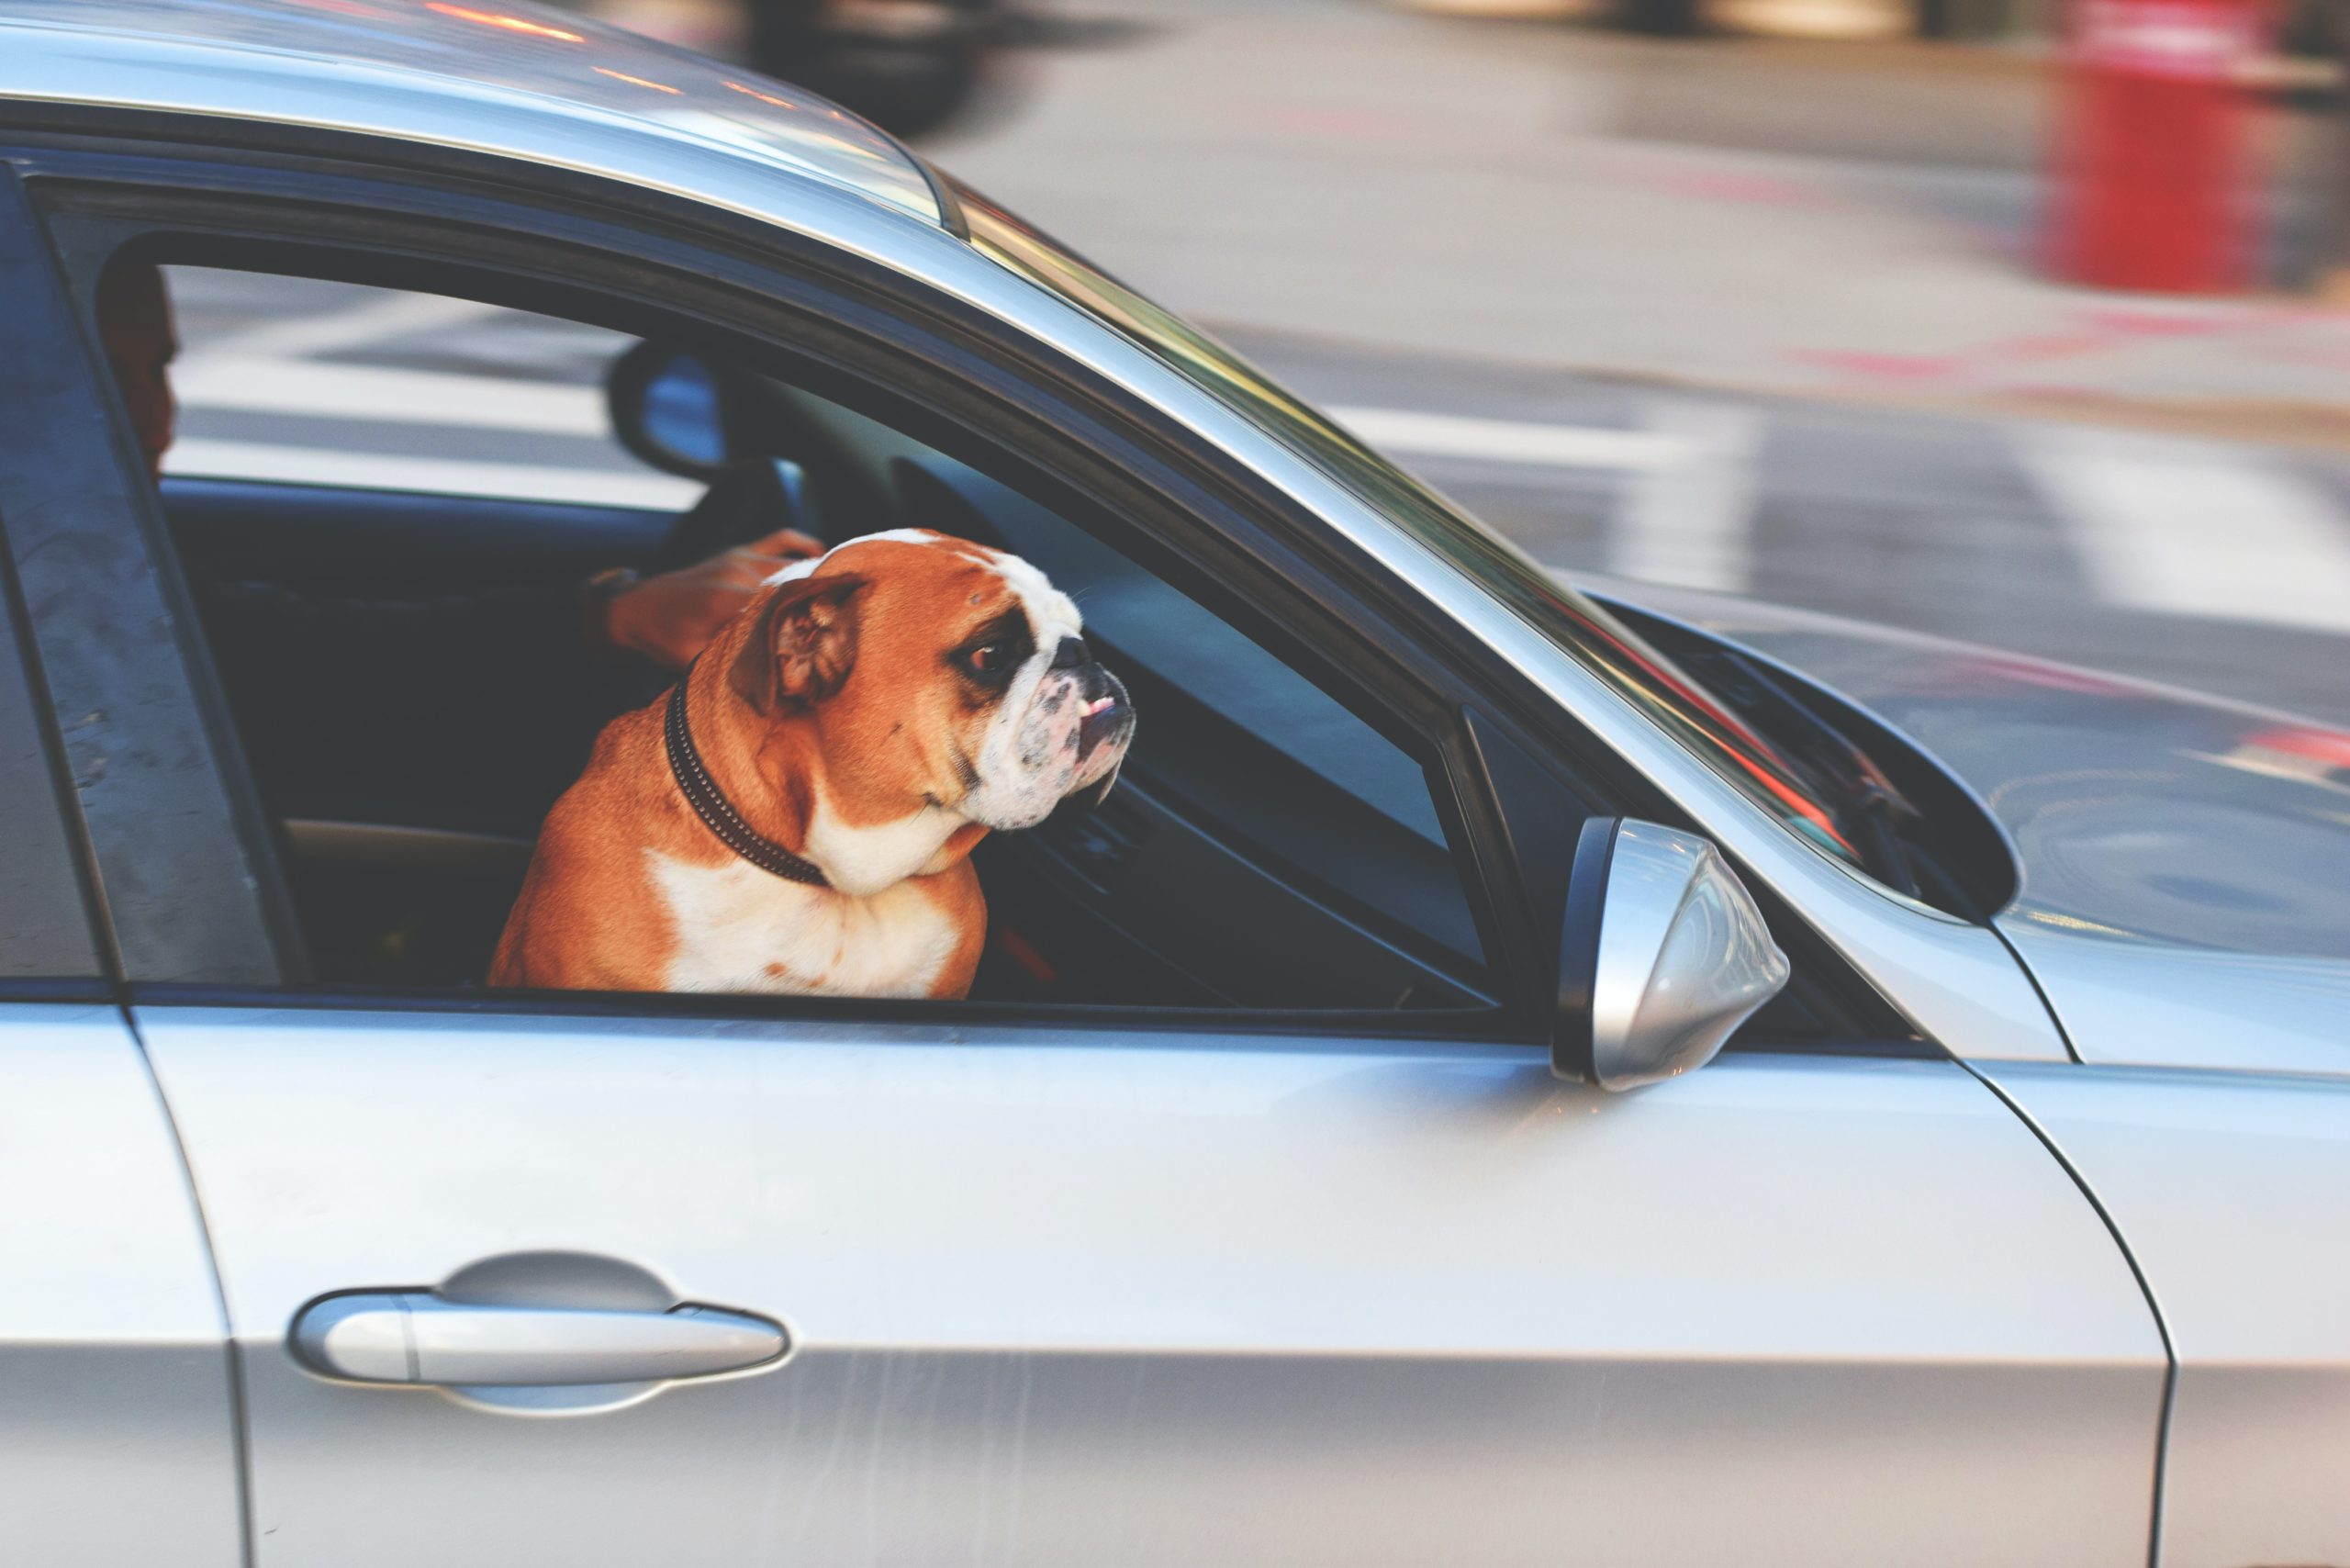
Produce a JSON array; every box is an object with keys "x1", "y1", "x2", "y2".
[
  {"x1": 1608, "y1": 402, "x2": 1762, "y2": 593},
  {"x1": 165, "y1": 438, "x2": 702, "y2": 510},
  {"x1": 175, "y1": 356, "x2": 606, "y2": 434},
  {"x1": 1327, "y1": 405, "x2": 1689, "y2": 471},
  {"x1": 1331, "y1": 398, "x2": 1762, "y2": 592},
  {"x1": 198, "y1": 292, "x2": 501, "y2": 361},
  {"x1": 180, "y1": 364, "x2": 1696, "y2": 475},
  {"x1": 2016, "y1": 425, "x2": 2350, "y2": 636},
  {"x1": 176, "y1": 366, "x2": 1721, "y2": 506}
]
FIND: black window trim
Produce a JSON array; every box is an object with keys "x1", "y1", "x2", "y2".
[
  {"x1": 0, "y1": 159, "x2": 278, "y2": 994},
  {"x1": 0, "y1": 495, "x2": 115, "y2": 1000}
]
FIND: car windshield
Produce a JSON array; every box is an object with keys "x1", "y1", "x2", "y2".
[{"x1": 948, "y1": 177, "x2": 1864, "y2": 873}]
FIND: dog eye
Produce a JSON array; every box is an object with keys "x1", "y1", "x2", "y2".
[
  {"x1": 954, "y1": 621, "x2": 1030, "y2": 686},
  {"x1": 957, "y1": 641, "x2": 1018, "y2": 683}
]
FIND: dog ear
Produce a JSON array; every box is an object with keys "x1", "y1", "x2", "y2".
[{"x1": 729, "y1": 572, "x2": 868, "y2": 714}]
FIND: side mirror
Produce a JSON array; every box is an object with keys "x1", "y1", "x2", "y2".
[
  {"x1": 1554, "y1": 818, "x2": 1789, "y2": 1090},
  {"x1": 608, "y1": 342, "x2": 735, "y2": 478}
]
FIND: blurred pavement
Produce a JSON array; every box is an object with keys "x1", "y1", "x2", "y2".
[{"x1": 928, "y1": 0, "x2": 2350, "y2": 429}]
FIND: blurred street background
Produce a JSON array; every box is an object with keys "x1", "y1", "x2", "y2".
[{"x1": 174, "y1": 0, "x2": 2350, "y2": 722}]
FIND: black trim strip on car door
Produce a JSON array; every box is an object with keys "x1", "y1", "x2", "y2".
[{"x1": 0, "y1": 163, "x2": 301, "y2": 986}]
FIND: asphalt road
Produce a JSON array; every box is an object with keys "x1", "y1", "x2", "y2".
[{"x1": 166, "y1": 265, "x2": 2350, "y2": 730}]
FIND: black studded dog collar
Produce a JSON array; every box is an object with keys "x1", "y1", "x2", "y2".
[{"x1": 663, "y1": 676, "x2": 830, "y2": 888}]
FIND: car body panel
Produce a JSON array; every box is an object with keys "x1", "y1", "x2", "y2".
[
  {"x1": 1981, "y1": 1060, "x2": 2350, "y2": 1568},
  {"x1": 0, "y1": 1005, "x2": 241, "y2": 1567},
  {"x1": 1995, "y1": 932, "x2": 2350, "y2": 1078},
  {"x1": 1582, "y1": 576, "x2": 2350, "y2": 1077},
  {"x1": 140, "y1": 1006, "x2": 2164, "y2": 1567},
  {"x1": 0, "y1": 0, "x2": 942, "y2": 225}
]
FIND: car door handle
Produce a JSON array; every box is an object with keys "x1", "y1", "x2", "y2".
[{"x1": 292, "y1": 1293, "x2": 788, "y2": 1386}]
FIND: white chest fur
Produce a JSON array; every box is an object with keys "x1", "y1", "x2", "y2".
[{"x1": 647, "y1": 849, "x2": 964, "y2": 998}]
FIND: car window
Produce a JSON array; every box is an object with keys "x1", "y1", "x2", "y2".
[
  {"x1": 111, "y1": 259, "x2": 1497, "y2": 1014},
  {"x1": 161, "y1": 267, "x2": 699, "y2": 510}
]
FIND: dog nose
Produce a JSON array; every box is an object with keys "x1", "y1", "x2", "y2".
[{"x1": 1050, "y1": 635, "x2": 1091, "y2": 671}]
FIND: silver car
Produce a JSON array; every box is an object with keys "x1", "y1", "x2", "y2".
[{"x1": 0, "y1": 4, "x2": 2342, "y2": 1565}]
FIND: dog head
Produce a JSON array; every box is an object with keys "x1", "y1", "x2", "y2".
[{"x1": 729, "y1": 529, "x2": 1135, "y2": 842}]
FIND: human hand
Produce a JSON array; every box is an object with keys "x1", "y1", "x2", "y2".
[{"x1": 599, "y1": 527, "x2": 825, "y2": 671}]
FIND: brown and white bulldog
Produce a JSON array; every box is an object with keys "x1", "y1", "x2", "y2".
[{"x1": 489, "y1": 529, "x2": 1134, "y2": 998}]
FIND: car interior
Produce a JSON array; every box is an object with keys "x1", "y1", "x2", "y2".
[{"x1": 154, "y1": 275, "x2": 1502, "y2": 1014}]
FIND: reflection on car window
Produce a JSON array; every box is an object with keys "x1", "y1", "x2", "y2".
[{"x1": 950, "y1": 177, "x2": 1867, "y2": 875}]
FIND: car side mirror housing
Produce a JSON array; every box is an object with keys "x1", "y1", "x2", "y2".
[
  {"x1": 1554, "y1": 818, "x2": 1790, "y2": 1090},
  {"x1": 608, "y1": 342, "x2": 735, "y2": 477}
]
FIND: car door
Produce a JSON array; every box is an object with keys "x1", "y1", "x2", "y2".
[
  {"x1": 18, "y1": 152, "x2": 2169, "y2": 1566},
  {"x1": 125, "y1": 1006, "x2": 2166, "y2": 1568},
  {"x1": 0, "y1": 1000, "x2": 241, "y2": 1568},
  {"x1": 0, "y1": 169, "x2": 242, "y2": 1565},
  {"x1": 1978, "y1": 1058, "x2": 2350, "y2": 1568}
]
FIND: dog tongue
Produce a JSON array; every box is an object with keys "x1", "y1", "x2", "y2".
[{"x1": 1077, "y1": 695, "x2": 1123, "y2": 760}]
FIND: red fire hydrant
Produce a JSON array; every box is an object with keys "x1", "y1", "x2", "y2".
[{"x1": 2049, "y1": 0, "x2": 2266, "y2": 292}]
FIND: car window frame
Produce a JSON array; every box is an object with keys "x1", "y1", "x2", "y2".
[
  {"x1": 0, "y1": 535, "x2": 110, "y2": 994},
  {"x1": 0, "y1": 161, "x2": 277, "y2": 991},
  {"x1": 11, "y1": 135, "x2": 1584, "y2": 1041}
]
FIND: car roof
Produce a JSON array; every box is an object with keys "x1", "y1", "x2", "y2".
[{"x1": 0, "y1": 0, "x2": 946, "y2": 228}]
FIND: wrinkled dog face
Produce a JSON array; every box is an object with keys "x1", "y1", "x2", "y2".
[
  {"x1": 951, "y1": 546, "x2": 1133, "y2": 830},
  {"x1": 735, "y1": 530, "x2": 1135, "y2": 834}
]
